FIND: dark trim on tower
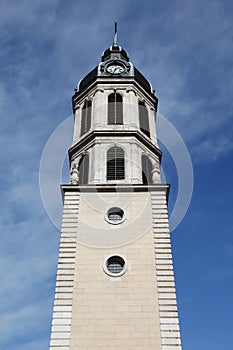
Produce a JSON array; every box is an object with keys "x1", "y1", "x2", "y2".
[{"x1": 78, "y1": 67, "x2": 98, "y2": 92}]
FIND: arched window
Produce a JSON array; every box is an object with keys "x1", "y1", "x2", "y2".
[
  {"x1": 78, "y1": 154, "x2": 89, "y2": 185},
  {"x1": 141, "y1": 155, "x2": 153, "y2": 184},
  {"x1": 80, "y1": 100, "x2": 92, "y2": 136},
  {"x1": 107, "y1": 146, "x2": 125, "y2": 180},
  {"x1": 108, "y1": 93, "x2": 123, "y2": 125},
  {"x1": 139, "y1": 101, "x2": 150, "y2": 138}
]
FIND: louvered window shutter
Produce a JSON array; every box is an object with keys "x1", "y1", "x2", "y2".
[
  {"x1": 108, "y1": 93, "x2": 123, "y2": 125},
  {"x1": 141, "y1": 155, "x2": 153, "y2": 184},
  {"x1": 80, "y1": 100, "x2": 92, "y2": 136},
  {"x1": 79, "y1": 154, "x2": 89, "y2": 185},
  {"x1": 108, "y1": 94, "x2": 115, "y2": 124},
  {"x1": 116, "y1": 94, "x2": 123, "y2": 124},
  {"x1": 107, "y1": 147, "x2": 125, "y2": 180},
  {"x1": 86, "y1": 100, "x2": 91, "y2": 132},
  {"x1": 139, "y1": 101, "x2": 150, "y2": 138}
]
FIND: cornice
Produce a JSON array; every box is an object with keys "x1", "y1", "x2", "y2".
[
  {"x1": 68, "y1": 130, "x2": 162, "y2": 161},
  {"x1": 72, "y1": 78, "x2": 158, "y2": 112},
  {"x1": 61, "y1": 184, "x2": 170, "y2": 203}
]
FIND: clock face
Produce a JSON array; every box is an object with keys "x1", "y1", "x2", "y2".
[{"x1": 107, "y1": 64, "x2": 125, "y2": 75}]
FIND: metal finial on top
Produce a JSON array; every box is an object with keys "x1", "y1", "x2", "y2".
[{"x1": 113, "y1": 22, "x2": 118, "y2": 46}]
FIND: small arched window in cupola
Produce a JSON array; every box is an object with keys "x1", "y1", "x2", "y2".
[
  {"x1": 80, "y1": 100, "x2": 92, "y2": 136},
  {"x1": 139, "y1": 101, "x2": 150, "y2": 138},
  {"x1": 107, "y1": 146, "x2": 125, "y2": 180},
  {"x1": 141, "y1": 155, "x2": 153, "y2": 184},
  {"x1": 78, "y1": 154, "x2": 89, "y2": 185},
  {"x1": 108, "y1": 93, "x2": 123, "y2": 125}
]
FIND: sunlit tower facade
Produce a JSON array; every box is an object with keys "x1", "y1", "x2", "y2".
[{"x1": 49, "y1": 30, "x2": 182, "y2": 349}]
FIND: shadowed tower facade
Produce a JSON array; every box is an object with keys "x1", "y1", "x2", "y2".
[{"x1": 49, "y1": 32, "x2": 182, "y2": 350}]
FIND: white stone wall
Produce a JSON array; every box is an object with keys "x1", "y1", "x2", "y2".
[
  {"x1": 69, "y1": 190, "x2": 162, "y2": 349},
  {"x1": 50, "y1": 187, "x2": 182, "y2": 349},
  {"x1": 151, "y1": 191, "x2": 182, "y2": 350}
]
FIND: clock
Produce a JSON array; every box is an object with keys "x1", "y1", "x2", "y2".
[{"x1": 107, "y1": 64, "x2": 125, "y2": 75}]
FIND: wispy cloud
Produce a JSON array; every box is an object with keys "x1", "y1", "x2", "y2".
[{"x1": 124, "y1": 0, "x2": 233, "y2": 163}]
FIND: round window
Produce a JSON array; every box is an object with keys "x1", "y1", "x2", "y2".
[
  {"x1": 103, "y1": 255, "x2": 127, "y2": 277},
  {"x1": 106, "y1": 207, "x2": 125, "y2": 224}
]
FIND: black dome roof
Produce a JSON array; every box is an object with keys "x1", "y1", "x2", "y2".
[{"x1": 74, "y1": 43, "x2": 156, "y2": 100}]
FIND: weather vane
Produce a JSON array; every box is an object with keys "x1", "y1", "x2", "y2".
[{"x1": 113, "y1": 22, "x2": 118, "y2": 46}]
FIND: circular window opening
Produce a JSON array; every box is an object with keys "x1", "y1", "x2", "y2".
[
  {"x1": 107, "y1": 256, "x2": 125, "y2": 274},
  {"x1": 107, "y1": 207, "x2": 124, "y2": 224},
  {"x1": 103, "y1": 255, "x2": 127, "y2": 277}
]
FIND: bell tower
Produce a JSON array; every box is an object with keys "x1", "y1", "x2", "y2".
[{"x1": 49, "y1": 29, "x2": 182, "y2": 350}]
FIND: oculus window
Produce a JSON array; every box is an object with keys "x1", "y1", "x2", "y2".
[
  {"x1": 106, "y1": 207, "x2": 125, "y2": 224},
  {"x1": 103, "y1": 255, "x2": 127, "y2": 277}
]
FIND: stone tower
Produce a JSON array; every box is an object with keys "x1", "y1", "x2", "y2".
[{"x1": 49, "y1": 33, "x2": 182, "y2": 350}]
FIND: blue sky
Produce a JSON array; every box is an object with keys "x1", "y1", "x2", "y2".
[{"x1": 0, "y1": 0, "x2": 233, "y2": 349}]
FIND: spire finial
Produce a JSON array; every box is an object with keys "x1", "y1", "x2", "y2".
[{"x1": 113, "y1": 22, "x2": 118, "y2": 47}]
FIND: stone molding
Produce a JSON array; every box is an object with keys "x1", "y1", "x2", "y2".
[
  {"x1": 151, "y1": 191, "x2": 182, "y2": 350},
  {"x1": 69, "y1": 129, "x2": 162, "y2": 160},
  {"x1": 49, "y1": 191, "x2": 79, "y2": 350},
  {"x1": 61, "y1": 184, "x2": 170, "y2": 202}
]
